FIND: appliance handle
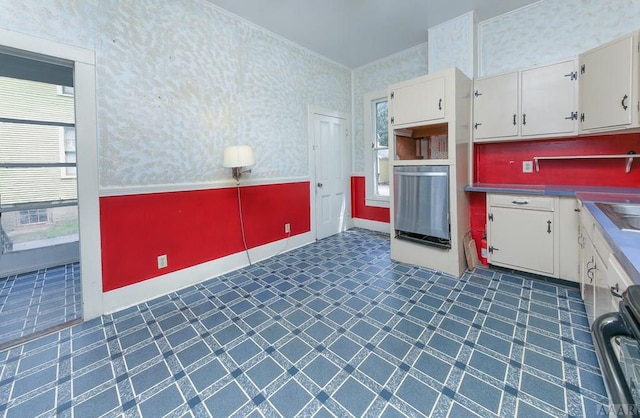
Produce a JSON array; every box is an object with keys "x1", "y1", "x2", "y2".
[
  {"x1": 394, "y1": 172, "x2": 448, "y2": 177},
  {"x1": 592, "y1": 312, "x2": 639, "y2": 412}
]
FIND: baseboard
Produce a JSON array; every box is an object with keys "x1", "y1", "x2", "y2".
[
  {"x1": 102, "y1": 231, "x2": 315, "y2": 314},
  {"x1": 353, "y1": 218, "x2": 390, "y2": 234}
]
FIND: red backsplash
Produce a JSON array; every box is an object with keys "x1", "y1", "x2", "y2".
[{"x1": 475, "y1": 132, "x2": 640, "y2": 186}]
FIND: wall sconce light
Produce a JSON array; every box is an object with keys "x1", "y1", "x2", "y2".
[{"x1": 223, "y1": 145, "x2": 255, "y2": 182}]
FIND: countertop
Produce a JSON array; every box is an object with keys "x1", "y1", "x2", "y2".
[
  {"x1": 465, "y1": 183, "x2": 640, "y2": 197},
  {"x1": 464, "y1": 183, "x2": 640, "y2": 283}
]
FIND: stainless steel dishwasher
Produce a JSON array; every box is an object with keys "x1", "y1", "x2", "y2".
[{"x1": 393, "y1": 165, "x2": 450, "y2": 249}]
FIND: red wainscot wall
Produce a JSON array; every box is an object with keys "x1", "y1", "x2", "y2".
[
  {"x1": 468, "y1": 132, "x2": 640, "y2": 256},
  {"x1": 350, "y1": 176, "x2": 390, "y2": 223},
  {"x1": 100, "y1": 182, "x2": 311, "y2": 292}
]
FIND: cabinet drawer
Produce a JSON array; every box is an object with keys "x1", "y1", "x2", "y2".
[{"x1": 488, "y1": 194, "x2": 555, "y2": 211}]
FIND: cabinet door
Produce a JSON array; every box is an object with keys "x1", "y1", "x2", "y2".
[
  {"x1": 580, "y1": 35, "x2": 634, "y2": 130},
  {"x1": 473, "y1": 72, "x2": 519, "y2": 140},
  {"x1": 488, "y1": 206, "x2": 555, "y2": 275},
  {"x1": 594, "y1": 249, "x2": 612, "y2": 321},
  {"x1": 390, "y1": 77, "x2": 445, "y2": 126},
  {"x1": 521, "y1": 60, "x2": 578, "y2": 137},
  {"x1": 581, "y1": 238, "x2": 596, "y2": 325}
]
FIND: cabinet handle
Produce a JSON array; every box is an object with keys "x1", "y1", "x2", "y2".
[
  {"x1": 511, "y1": 200, "x2": 529, "y2": 205},
  {"x1": 577, "y1": 234, "x2": 584, "y2": 248},
  {"x1": 522, "y1": 113, "x2": 527, "y2": 125},
  {"x1": 474, "y1": 90, "x2": 483, "y2": 97},
  {"x1": 622, "y1": 94, "x2": 629, "y2": 111},
  {"x1": 513, "y1": 114, "x2": 517, "y2": 125},
  {"x1": 611, "y1": 283, "x2": 623, "y2": 299},
  {"x1": 438, "y1": 98, "x2": 442, "y2": 111},
  {"x1": 547, "y1": 220, "x2": 551, "y2": 234},
  {"x1": 317, "y1": 182, "x2": 323, "y2": 187},
  {"x1": 587, "y1": 266, "x2": 596, "y2": 282},
  {"x1": 474, "y1": 122, "x2": 482, "y2": 130}
]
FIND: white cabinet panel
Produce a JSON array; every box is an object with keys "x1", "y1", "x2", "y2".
[
  {"x1": 473, "y1": 72, "x2": 518, "y2": 140},
  {"x1": 580, "y1": 34, "x2": 635, "y2": 131},
  {"x1": 521, "y1": 60, "x2": 578, "y2": 137},
  {"x1": 473, "y1": 59, "x2": 578, "y2": 142},
  {"x1": 390, "y1": 76, "x2": 445, "y2": 126},
  {"x1": 488, "y1": 206, "x2": 555, "y2": 275}
]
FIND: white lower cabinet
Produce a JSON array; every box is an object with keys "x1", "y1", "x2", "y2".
[
  {"x1": 487, "y1": 194, "x2": 558, "y2": 276},
  {"x1": 579, "y1": 203, "x2": 634, "y2": 326}
]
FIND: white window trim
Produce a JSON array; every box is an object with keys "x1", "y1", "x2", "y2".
[
  {"x1": 59, "y1": 126, "x2": 77, "y2": 179},
  {"x1": 363, "y1": 90, "x2": 389, "y2": 208}
]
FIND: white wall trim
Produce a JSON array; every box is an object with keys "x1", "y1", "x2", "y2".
[
  {"x1": 103, "y1": 231, "x2": 315, "y2": 314},
  {"x1": 353, "y1": 218, "x2": 390, "y2": 234},
  {"x1": 99, "y1": 176, "x2": 310, "y2": 197},
  {"x1": 0, "y1": 28, "x2": 95, "y2": 64}
]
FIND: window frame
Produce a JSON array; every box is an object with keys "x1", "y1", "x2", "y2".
[{"x1": 363, "y1": 90, "x2": 390, "y2": 208}]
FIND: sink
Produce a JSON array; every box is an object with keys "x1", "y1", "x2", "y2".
[{"x1": 595, "y1": 202, "x2": 640, "y2": 232}]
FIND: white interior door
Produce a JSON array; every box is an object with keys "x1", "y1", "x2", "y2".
[{"x1": 313, "y1": 113, "x2": 348, "y2": 240}]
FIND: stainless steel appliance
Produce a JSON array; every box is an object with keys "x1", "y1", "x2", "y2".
[
  {"x1": 393, "y1": 165, "x2": 450, "y2": 249},
  {"x1": 592, "y1": 285, "x2": 640, "y2": 416}
]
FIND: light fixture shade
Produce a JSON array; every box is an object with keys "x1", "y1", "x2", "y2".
[{"x1": 223, "y1": 145, "x2": 255, "y2": 168}]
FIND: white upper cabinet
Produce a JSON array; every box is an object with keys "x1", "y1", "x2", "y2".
[
  {"x1": 473, "y1": 59, "x2": 578, "y2": 142},
  {"x1": 473, "y1": 72, "x2": 518, "y2": 140},
  {"x1": 521, "y1": 60, "x2": 578, "y2": 137},
  {"x1": 580, "y1": 33, "x2": 639, "y2": 132},
  {"x1": 389, "y1": 75, "x2": 445, "y2": 126}
]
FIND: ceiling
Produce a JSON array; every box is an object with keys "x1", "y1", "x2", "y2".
[{"x1": 204, "y1": 0, "x2": 539, "y2": 68}]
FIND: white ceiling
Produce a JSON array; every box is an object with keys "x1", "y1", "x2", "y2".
[{"x1": 204, "y1": 0, "x2": 539, "y2": 68}]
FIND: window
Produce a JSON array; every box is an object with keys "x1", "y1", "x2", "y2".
[
  {"x1": 62, "y1": 126, "x2": 77, "y2": 177},
  {"x1": 19, "y1": 209, "x2": 49, "y2": 225},
  {"x1": 363, "y1": 91, "x2": 390, "y2": 207},
  {"x1": 58, "y1": 85, "x2": 74, "y2": 96}
]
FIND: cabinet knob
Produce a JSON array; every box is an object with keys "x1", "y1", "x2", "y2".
[{"x1": 317, "y1": 182, "x2": 323, "y2": 188}]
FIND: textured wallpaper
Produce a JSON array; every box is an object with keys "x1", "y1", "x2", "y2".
[
  {"x1": 428, "y1": 12, "x2": 475, "y2": 79},
  {"x1": 351, "y1": 44, "x2": 429, "y2": 174},
  {"x1": 479, "y1": 0, "x2": 640, "y2": 76},
  {"x1": 0, "y1": 0, "x2": 350, "y2": 187}
]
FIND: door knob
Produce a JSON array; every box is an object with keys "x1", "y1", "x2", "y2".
[{"x1": 317, "y1": 182, "x2": 323, "y2": 187}]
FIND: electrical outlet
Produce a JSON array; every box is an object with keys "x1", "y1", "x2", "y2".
[
  {"x1": 522, "y1": 161, "x2": 533, "y2": 173},
  {"x1": 284, "y1": 223, "x2": 291, "y2": 233},
  {"x1": 157, "y1": 254, "x2": 168, "y2": 269}
]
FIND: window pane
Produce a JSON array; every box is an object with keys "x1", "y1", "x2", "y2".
[
  {"x1": 375, "y1": 148, "x2": 389, "y2": 197},
  {"x1": 375, "y1": 100, "x2": 388, "y2": 147}
]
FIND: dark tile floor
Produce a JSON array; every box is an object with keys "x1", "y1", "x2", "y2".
[
  {"x1": 0, "y1": 263, "x2": 81, "y2": 347},
  {"x1": 0, "y1": 229, "x2": 607, "y2": 417}
]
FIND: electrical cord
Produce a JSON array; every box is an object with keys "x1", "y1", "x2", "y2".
[{"x1": 236, "y1": 183, "x2": 252, "y2": 266}]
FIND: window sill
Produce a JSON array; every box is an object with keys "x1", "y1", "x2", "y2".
[{"x1": 365, "y1": 198, "x2": 390, "y2": 208}]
